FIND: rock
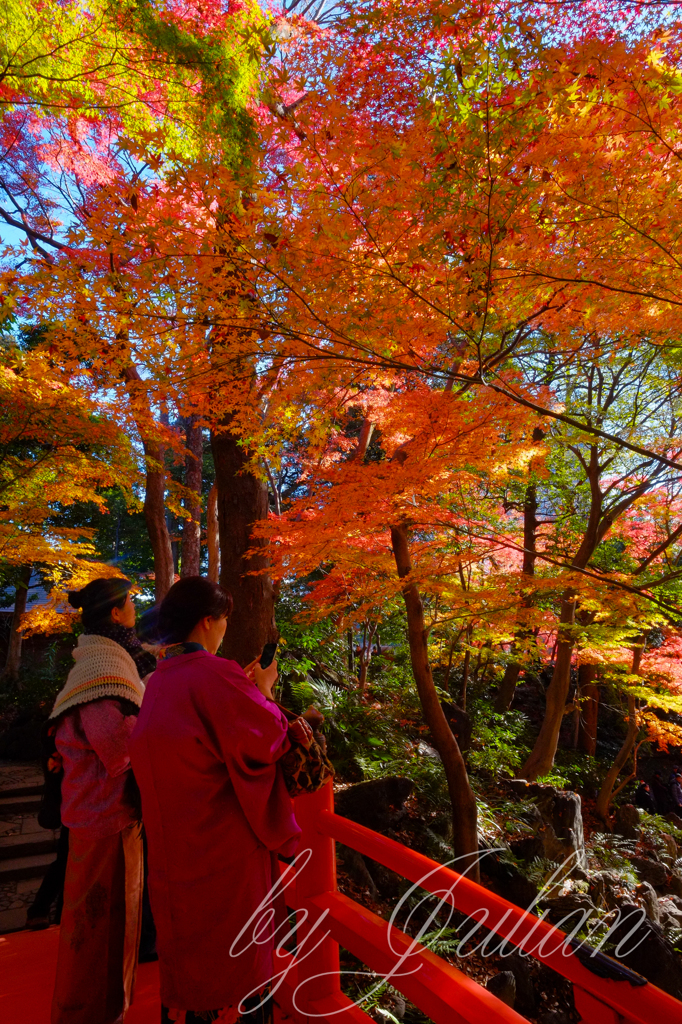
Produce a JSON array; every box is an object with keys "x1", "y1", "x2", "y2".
[
  {"x1": 481, "y1": 849, "x2": 539, "y2": 910},
  {"x1": 313, "y1": 663, "x2": 348, "y2": 690},
  {"x1": 365, "y1": 858, "x2": 404, "y2": 899},
  {"x1": 334, "y1": 777, "x2": 414, "y2": 832},
  {"x1": 502, "y1": 952, "x2": 536, "y2": 1016},
  {"x1": 660, "y1": 833, "x2": 678, "y2": 864},
  {"x1": 629, "y1": 855, "x2": 668, "y2": 888},
  {"x1": 665, "y1": 811, "x2": 682, "y2": 829},
  {"x1": 337, "y1": 846, "x2": 405, "y2": 901},
  {"x1": 385, "y1": 992, "x2": 406, "y2": 1019},
  {"x1": 666, "y1": 870, "x2": 682, "y2": 897},
  {"x1": 507, "y1": 781, "x2": 587, "y2": 873},
  {"x1": 636, "y1": 882, "x2": 661, "y2": 925},
  {"x1": 605, "y1": 902, "x2": 682, "y2": 999},
  {"x1": 486, "y1": 971, "x2": 516, "y2": 1008},
  {"x1": 541, "y1": 892, "x2": 598, "y2": 927},
  {"x1": 658, "y1": 896, "x2": 682, "y2": 932},
  {"x1": 534, "y1": 787, "x2": 587, "y2": 872},
  {"x1": 335, "y1": 778, "x2": 414, "y2": 899},
  {"x1": 509, "y1": 835, "x2": 545, "y2": 862},
  {"x1": 538, "y1": 1013, "x2": 570, "y2": 1024},
  {"x1": 615, "y1": 804, "x2": 640, "y2": 840},
  {"x1": 440, "y1": 701, "x2": 472, "y2": 752},
  {"x1": 417, "y1": 741, "x2": 440, "y2": 760},
  {"x1": 589, "y1": 870, "x2": 636, "y2": 911},
  {"x1": 519, "y1": 803, "x2": 544, "y2": 827},
  {"x1": 507, "y1": 778, "x2": 537, "y2": 797},
  {"x1": 336, "y1": 846, "x2": 378, "y2": 898}
]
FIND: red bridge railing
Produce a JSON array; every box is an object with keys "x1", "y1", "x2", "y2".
[{"x1": 272, "y1": 782, "x2": 682, "y2": 1024}]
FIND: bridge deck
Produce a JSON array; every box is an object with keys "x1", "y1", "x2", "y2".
[{"x1": 0, "y1": 926, "x2": 162, "y2": 1023}]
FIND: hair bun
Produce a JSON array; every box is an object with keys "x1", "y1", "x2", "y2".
[{"x1": 67, "y1": 589, "x2": 83, "y2": 610}]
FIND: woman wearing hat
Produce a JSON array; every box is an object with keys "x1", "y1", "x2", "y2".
[{"x1": 49, "y1": 577, "x2": 156, "y2": 1024}]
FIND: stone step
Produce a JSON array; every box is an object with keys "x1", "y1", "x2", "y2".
[
  {"x1": 0, "y1": 782, "x2": 44, "y2": 799},
  {"x1": 0, "y1": 904, "x2": 33, "y2": 934},
  {"x1": 0, "y1": 829, "x2": 57, "y2": 861},
  {"x1": 0, "y1": 793, "x2": 43, "y2": 815},
  {"x1": 0, "y1": 852, "x2": 54, "y2": 882}
]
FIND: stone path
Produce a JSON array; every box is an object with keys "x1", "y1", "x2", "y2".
[
  {"x1": 0, "y1": 760, "x2": 58, "y2": 934},
  {"x1": 0, "y1": 761, "x2": 43, "y2": 791}
]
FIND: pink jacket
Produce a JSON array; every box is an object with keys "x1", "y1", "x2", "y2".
[
  {"x1": 128, "y1": 650, "x2": 301, "y2": 1012},
  {"x1": 55, "y1": 699, "x2": 139, "y2": 839}
]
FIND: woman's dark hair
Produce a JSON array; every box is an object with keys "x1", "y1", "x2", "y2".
[
  {"x1": 68, "y1": 577, "x2": 132, "y2": 630},
  {"x1": 158, "y1": 576, "x2": 233, "y2": 644}
]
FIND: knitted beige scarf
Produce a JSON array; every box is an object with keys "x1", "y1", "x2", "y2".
[{"x1": 49, "y1": 634, "x2": 146, "y2": 720}]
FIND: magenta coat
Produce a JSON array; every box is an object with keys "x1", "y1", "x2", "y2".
[{"x1": 128, "y1": 650, "x2": 301, "y2": 1012}]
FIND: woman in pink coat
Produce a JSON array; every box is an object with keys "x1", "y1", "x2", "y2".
[{"x1": 128, "y1": 577, "x2": 300, "y2": 1024}]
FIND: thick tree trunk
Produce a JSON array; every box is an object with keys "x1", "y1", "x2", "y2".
[
  {"x1": 207, "y1": 483, "x2": 220, "y2": 583},
  {"x1": 391, "y1": 523, "x2": 479, "y2": 881},
  {"x1": 211, "y1": 429, "x2": 277, "y2": 665},
  {"x1": 181, "y1": 416, "x2": 203, "y2": 577},
  {"x1": 2, "y1": 565, "x2": 32, "y2": 685},
  {"x1": 577, "y1": 663, "x2": 600, "y2": 756},
  {"x1": 496, "y1": 663, "x2": 521, "y2": 714},
  {"x1": 596, "y1": 648, "x2": 641, "y2": 821}
]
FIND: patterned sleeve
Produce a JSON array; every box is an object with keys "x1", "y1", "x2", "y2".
[{"x1": 80, "y1": 698, "x2": 137, "y2": 778}]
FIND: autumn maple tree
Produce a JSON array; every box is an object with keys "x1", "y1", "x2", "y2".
[{"x1": 5, "y1": 0, "x2": 682, "y2": 875}]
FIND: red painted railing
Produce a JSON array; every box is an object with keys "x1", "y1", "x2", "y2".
[{"x1": 272, "y1": 782, "x2": 682, "y2": 1024}]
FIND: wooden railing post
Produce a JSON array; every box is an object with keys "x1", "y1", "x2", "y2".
[{"x1": 291, "y1": 781, "x2": 341, "y2": 1010}]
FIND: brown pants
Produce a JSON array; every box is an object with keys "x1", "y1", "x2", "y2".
[{"x1": 52, "y1": 820, "x2": 143, "y2": 1024}]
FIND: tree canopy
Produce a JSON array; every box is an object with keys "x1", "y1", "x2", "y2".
[{"x1": 4, "y1": 0, "x2": 682, "y2": 870}]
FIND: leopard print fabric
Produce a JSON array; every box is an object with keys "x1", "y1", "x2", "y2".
[{"x1": 277, "y1": 706, "x2": 334, "y2": 797}]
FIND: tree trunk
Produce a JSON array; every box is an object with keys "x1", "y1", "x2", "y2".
[
  {"x1": 519, "y1": 439, "x2": 653, "y2": 780},
  {"x1": 460, "y1": 646, "x2": 471, "y2": 711},
  {"x1": 443, "y1": 635, "x2": 457, "y2": 692},
  {"x1": 352, "y1": 419, "x2": 375, "y2": 462},
  {"x1": 495, "y1": 483, "x2": 538, "y2": 713},
  {"x1": 596, "y1": 648, "x2": 642, "y2": 821},
  {"x1": 358, "y1": 621, "x2": 377, "y2": 692},
  {"x1": 123, "y1": 365, "x2": 174, "y2": 601},
  {"x1": 207, "y1": 483, "x2": 220, "y2": 583},
  {"x1": 211, "y1": 428, "x2": 277, "y2": 665},
  {"x1": 181, "y1": 416, "x2": 203, "y2": 577},
  {"x1": 143, "y1": 436, "x2": 176, "y2": 601},
  {"x1": 521, "y1": 446, "x2": 606, "y2": 779},
  {"x1": 2, "y1": 565, "x2": 32, "y2": 685},
  {"x1": 520, "y1": 595, "x2": 576, "y2": 780},
  {"x1": 577, "y1": 663, "x2": 600, "y2": 756},
  {"x1": 496, "y1": 663, "x2": 521, "y2": 714},
  {"x1": 391, "y1": 523, "x2": 479, "y2": 881}
]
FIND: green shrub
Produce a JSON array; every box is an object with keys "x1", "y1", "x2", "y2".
[{"x1": 0, "y1": 640, "x2": 72, "y2": 720}]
